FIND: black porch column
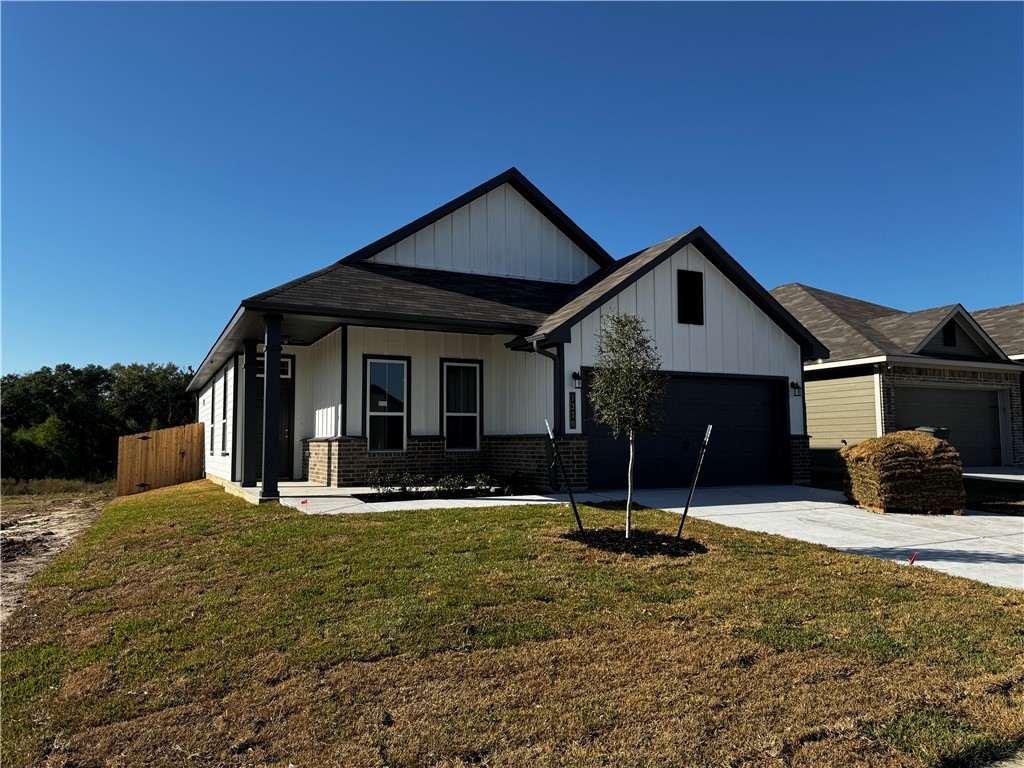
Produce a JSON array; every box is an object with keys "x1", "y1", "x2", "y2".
[
  {"x1": 260, "y1": 314, "x2": 283, "y2": 500},
  {"x1": 241, "y1": 339, "x2": 259, "y2": 487}
]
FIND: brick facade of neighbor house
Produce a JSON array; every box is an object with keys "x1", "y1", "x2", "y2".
[
  {"x1": 302, "y1": 434, "x2": 589, "y2": 491},
  {"x1": 879, "y1": 366, "x2": 1024, "y2": 464},
  {"x1": 789, "y1": 434, "x2": 811, "y2": 485}
]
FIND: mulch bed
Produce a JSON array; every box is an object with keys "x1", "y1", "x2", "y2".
[
  {"x1": 562, "y1": 527, "x2": 707, "y2": 558},
  {"x1": 354, "y1": 487, "x2": 517, "y2": 503}
]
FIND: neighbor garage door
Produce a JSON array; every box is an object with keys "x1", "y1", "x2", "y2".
[
  {"x1": 584, "y1": 373, "x2": 789, "y2": 489},
  {"x1": 894, "y1": 386, "x2": 1001, "y2": 466}
]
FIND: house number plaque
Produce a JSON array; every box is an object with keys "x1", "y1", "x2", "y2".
[{"x1": 569, "y1": 392, "x2": 577, "y2": 429}]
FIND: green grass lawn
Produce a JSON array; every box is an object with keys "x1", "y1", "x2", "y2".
[{"x1": 2, "y1": 480, "x2": 1023, "y2": 767}]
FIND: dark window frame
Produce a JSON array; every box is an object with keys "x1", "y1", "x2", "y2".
[
  {"x1": 439, "y1": 358, "x2": 483, "y2": 452},
  {"x1": 677, "y1": 269, "x2": 705, "y2": 325},
  {"x1": 363, "y1": 355, "x2": 412, "y2": 453}
]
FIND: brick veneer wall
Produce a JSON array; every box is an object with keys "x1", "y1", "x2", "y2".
[
  {"x1": 879, "y1": 365, "x2": 1023, "y2": 464},
  {"x1": 484, "y1": 435, "x2": 588, "y2": 491},
  {"x1": 302, "y1": 434, "x2": 589, "y2": 491},
  {"x1": 789, "y1": 434, "x2": 811, "y2": 485}
]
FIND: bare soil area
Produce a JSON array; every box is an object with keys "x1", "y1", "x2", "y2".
[{"x1": 1, "y1": 493, "x2": 110, "y2": 625}]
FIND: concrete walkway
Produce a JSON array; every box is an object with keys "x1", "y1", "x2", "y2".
[
  {"x1": 964, "y1": 465, "x2": 1024, "y2": 484},
  {"x1": 277, "y1": 482, "x2": 1023, "y2": 590}
]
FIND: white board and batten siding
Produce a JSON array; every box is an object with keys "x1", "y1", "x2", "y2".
[
  {"x1": 561, "y1": 243, "x2": 807, "y2": 435},
  {"x1": 343, "y1": 327, "x2": 554, "y2": 438},
  {"x1": 292, "y1": 330, "x2": 344, "y2": 439},
  {"x1": 290, "y1": 326, "x2": 555, "y2": 444},
  {"x1": 288, "y1": 327, "x2": 555, "y2": 475},
  {"x1": 367, "y1": 183, "x2": 598, "y2": 284},
  {"x1": 197, "y1": 362, "x2": 235, "y2": 481}
]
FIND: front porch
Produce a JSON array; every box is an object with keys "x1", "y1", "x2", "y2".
[
  {"x1": 206, "y1": 475, "x2": 568, "y2": 514},
  {"x1": 301, "y1": 434, "x2": 588, "y2": 492}
]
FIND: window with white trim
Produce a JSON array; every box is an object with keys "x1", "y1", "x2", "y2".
[
  {"x1": 209, "y1": 385, "x2": 216, "y2": 456},
  {"x1": 256, "y1": 357, "x2": 292, "y2": 378},
  {"x1": 444, "y1": 362, "x2": 480, "y2": 451},
  {"x1": 367, "y1": 360, "x2": 406, "y2": 451}
]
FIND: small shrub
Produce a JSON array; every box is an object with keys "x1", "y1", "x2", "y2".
[
  {"x1": 367, "y1": 469, "x2": 398, "y2": 495},
  {"x1": 399, "y1": 473, "x2": 427, "y2": 493},
  {"x1": 473, "y1": 473, "x2": 495, "y2": 494},
  {"x1": 434, "y1": 475, "x2": 466, "y2": 497}
]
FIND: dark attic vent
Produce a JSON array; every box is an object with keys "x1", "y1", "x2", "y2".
[
  {"x1": 677, "y1": 270, "x2": 704, "y2": 326},
  {"x1": 942, "y1": 321, "x2": 956, "y2": 347}
]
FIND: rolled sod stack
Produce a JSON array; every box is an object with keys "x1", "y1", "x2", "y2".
[{"x1": 839, "y1": 430, "x2": 966, "y2": 515}]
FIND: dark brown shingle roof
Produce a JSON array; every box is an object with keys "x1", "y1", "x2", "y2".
[
  {"x1": 768, "y1": 284, "x2": 901, "y2": 359},
  {"x1": 243, "y1": 261, "x2": 575, "y2": 333},
  {"x1": 867, "y1": 305, "x2": 957, "y2": 351},
  {"x1": 770, "y1": 283, "x2": 1009, "y2": 363},
  {"x1": 973, "y1": 303, "x2": 1024, "y2": 357}
]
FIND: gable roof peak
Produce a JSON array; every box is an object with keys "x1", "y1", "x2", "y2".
[
  {"x1": 531, "y1": 226, "x2": 827, "y2": 360},
  {"x1": 337, "y1": 166, "x2": 614, "y2": 270},
  {"x1": 772, "y1": 284, "x2": 1011, "y2": 362}
]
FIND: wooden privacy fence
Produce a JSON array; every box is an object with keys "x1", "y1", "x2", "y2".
[{"x1": 116, "y1": 423, "x2": 205, "y2": 496}]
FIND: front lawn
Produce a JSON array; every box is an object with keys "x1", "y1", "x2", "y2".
[{"x1": 2, "y1": 480, "x2": 1023, "y2": 767}]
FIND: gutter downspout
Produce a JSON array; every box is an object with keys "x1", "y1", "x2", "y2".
[{"x1": 532, "y1": 340, "x2": 564, "y2": 435}]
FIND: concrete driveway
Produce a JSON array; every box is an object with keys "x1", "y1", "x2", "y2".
[
  {"x1": 286, "y1": 482, "x2": 1023, "y2": 590},
  {"x1": 602, "y1": 485, "x2": 1024, "y2": 590}
]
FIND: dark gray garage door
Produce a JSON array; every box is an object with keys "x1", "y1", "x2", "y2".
[
  {"x1": 584, "y1": 373, "x2": 789, "y2": 489},
  {"x1": 894, "y1": 386, "x2": 1002, "y2": 466}
]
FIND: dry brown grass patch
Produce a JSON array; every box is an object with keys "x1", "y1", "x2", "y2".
[{"x1": 3, "y1": 482, "x2": 1022, "y2": 768}]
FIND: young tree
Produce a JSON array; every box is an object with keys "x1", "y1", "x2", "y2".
[{"x1": 587, "y1": 312, "x2": 665, "y2": 538}]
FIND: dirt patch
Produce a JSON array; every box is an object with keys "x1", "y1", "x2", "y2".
[{"x1": 0, "y1": 494, "x2": 109, "y2": 625}]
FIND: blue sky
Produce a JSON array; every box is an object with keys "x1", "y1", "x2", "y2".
[{"x1": 3, "y1": 2, "x2": 1021, "y2": 375}]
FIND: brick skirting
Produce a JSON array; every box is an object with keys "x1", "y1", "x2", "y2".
[
  {"x1": 789, "y1": 434, "x2": 811, "y2": 485},
  {"x1": 302, "y1": 434, "x2": 589, "y2": 491},
  {"x1": 303, "y1": 431, "x2": 815, "y2": 491}
]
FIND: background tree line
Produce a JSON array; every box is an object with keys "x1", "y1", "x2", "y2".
[{"x1": 1, "y1": 363, "x2": 195, "y2": 481}]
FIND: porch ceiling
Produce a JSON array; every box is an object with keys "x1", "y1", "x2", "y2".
[{"x1": 186, "y1": 305, "x2": 541, "y2": 393}]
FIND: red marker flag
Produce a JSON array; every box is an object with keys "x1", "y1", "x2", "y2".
[{"x1": 301, "y1": 499, "x2": 308, "y2": 505}]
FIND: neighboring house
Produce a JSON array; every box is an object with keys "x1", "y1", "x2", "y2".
[
  {"x1": 771, "y1": 284, "x2": 1023, "y2": 468},
  {"x1": 188, "y1": 169, "x2": 826, "y2": 500},
  {"x1": 974, "y1": 304, "x2": 1024, "y2": 362}
]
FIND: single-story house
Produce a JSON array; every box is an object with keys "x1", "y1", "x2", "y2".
[
  {"x1": 188, "y1": 168, "x2": 826, "y2": 500},
  {"x1": 770, "y1": 284, "x2": 1024, "y2": 468}
]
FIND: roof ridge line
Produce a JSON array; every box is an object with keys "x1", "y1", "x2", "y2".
[{"x1": 791, "y1": 284, "x2": 891, "y2": 355}]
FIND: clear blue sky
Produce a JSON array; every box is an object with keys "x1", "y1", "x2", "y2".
[{"x1": 3, "y1": 2, "x2": 1021, "y2": 375}]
